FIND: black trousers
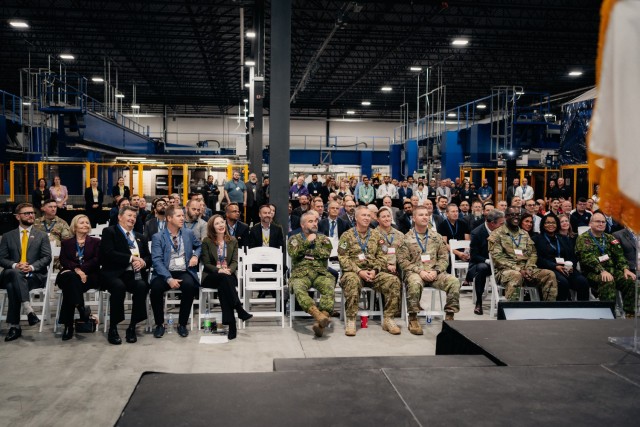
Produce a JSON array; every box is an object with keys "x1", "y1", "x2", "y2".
[
  {"x1": 150, "y1": 271, "x2": 198, "y2": 326},
  {"x1": 0, "y1": 269, "x2": 44, "y2": 324},
  {"x1": 202, "y1": 272, "x2": 240, "y2": 325},
  {"x1": 247, "y1": 204, "x2": 259, "y2": 226},
  {"x1": 467, "y1": 263, "x2": 491, "y2": 303},
  {"x1": 56, "y1": 271, "x2": 100, "y2": 325},
  {"x1": 555, "y1": 270, "x2": 590, "y2": 301},
  {"x1": 100, "y1": 271, "x2": 148, "y2": 327}
]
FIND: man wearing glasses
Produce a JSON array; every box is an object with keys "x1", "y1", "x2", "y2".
[
  {"x1": 0, "y1": 203, "x2": 52, "y2": 341},
  {"x1": 225, "y1": 202, "x2": 249, "y2": 248},
  {"x1": 488, "y1": 207, "x2": 558, "y2": 301}
]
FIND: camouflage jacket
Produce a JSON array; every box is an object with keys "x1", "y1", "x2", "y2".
[
  {"x1": 488, "y1": 225, "x2": 537, "y2": 272},
  {"x1": 288, "y1": 232, "x2": 333, "y2": 276},
  {"x1": 337, "y1": 227, "x2": 387, "y2": 273},
  {"x1": 397, "y1": 227, "x2": 449, "y2": 275},
  {"x1": 576, "y1": 231, "x2": 628, "y2": 276},
  {"x1": 34, "y1": 215, "x2": 71, "y2": 246},
  {"x1": 376, "y1": 226, "x2": 406, "y2": 270}
]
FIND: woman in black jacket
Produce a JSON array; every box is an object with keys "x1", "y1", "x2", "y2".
[
  {"x1": 32, "y1": 178, "x2": 50, "y2": 213},
  {"x1": 533, "y1": 214, "x2": 589, "y2": 301}
]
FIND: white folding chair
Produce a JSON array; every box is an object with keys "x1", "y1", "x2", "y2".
[
  {"x1": 487, "y1": 254, "x2": 506, "y2": 318},
  {"x1": 243, "y1": 246, "x2": 285, "y2": 327},
  {"x1": 90, "y1": 223, "x2": 107, "y2": 237},
  {"x1": 401, "y1": 281, "x2": 446, "y2": 324},
  {"x1": 53, "y1": 288, "x2": 104, "y2": 333},
  {"x1": 577, "y1": 226, "x2": 590, "y2": 236},
  {"x1": 199, "y1": 249, "x2": 244, "y2": 330},
  {"x1": 449, "y1": 239, "x2": 473, "y2": 293}
]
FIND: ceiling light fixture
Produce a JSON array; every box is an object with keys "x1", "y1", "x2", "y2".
[
  {"x1": 568, "y1": 70, "x2": 583, "y2": 77},
  {"x1": 115, "y1": 93, "x2": 125, "y2": 98},
  {"x1": 59, "y1": 54, "x2": 75, "y2": 60},
  {"x1": 452, "y1": 39, "x2": 469, "y2": 46},
  {"x1": 245, "y1": 60, "x2": 255, "y2": 66},
  {"x1": 515, "y1": 90, "x2": 525, "y2": 95},
  {"x1": 346, "y1": 110, "x2": 355, "y2": 115},
  {"x1": 9, "y1": 20, "x2": 29, "y2": 28},
  {"x1": 244, "y1": 83, "x2": 250, "y2": 88},
  {"x1": 361, "y1": 101, "x2": 371, "y2": 106},
  {"x1": 447, "y1": 112, "x2": 457, "y2": 117},
  {"x1": 243, "y1": 98, "x2": 248, "y2": 103},
  {"x1": 409, "y1": 66, "x2": 422, "y2": 72},
  {"x1": 91, "y1": 77, "x2": 104, "y2": 83},
  {"x1": 22, "y1": 101, "x2": 31, "y2": 106},
  {"x1": 381, "y1": 86, "x2": 392, "y2": 92},
  {"x1": 131, "y1": 104, "x2": 140, "y2": 109},
  {"x1": 246, "y1": 31, "x2": 256, "y2": 39},
  {"x1": 477, "y1": 104, "x2": 487, "y2": 109}
]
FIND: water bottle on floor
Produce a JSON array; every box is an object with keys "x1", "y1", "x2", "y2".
[
  {"x1": 167, "y1": 313, "x2": 174, "y2": 333},
  {"x1": 203, "y1": 309, "x2": 211, "y2": 332}
]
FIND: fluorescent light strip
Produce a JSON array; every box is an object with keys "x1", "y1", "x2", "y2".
[
  {"x1": 452, "y1": 39, "x2": 469, "y2": 46},
  {"x1": 361, "y1": 101, "x2": 371, "y2": 106},
  {"x1": 59, "y1": 54, "x2": 75, "y2": 60},
  {"x1": 9, "y1": 21, "x2": 29, "y2": 28}
]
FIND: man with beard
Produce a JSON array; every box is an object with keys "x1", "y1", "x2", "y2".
[
  {"x1": 224, "y1": 170, "x2": 247, "y2": 221},
  {"x1": 184, "y1": 200, "x2": 207, "y2": 242},
  {"x1": 202, "y1": 175, "x2": 220, "y2": 212},
  {"x1": 245, "y1": 172, "x2": 260, "y2": 226},
  {"x1": 144, "y1": 198, "x2": 168, "y2": 241}
]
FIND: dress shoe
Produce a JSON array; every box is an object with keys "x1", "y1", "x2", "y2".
[
  {"x1": 227, "y1": 322, "x2": 237, "y2": 340},
  {"x1": 177, "y1": 325, "x2": 189, "y2": 337},
  {"x1": 62, "y1": 325, "x2": 75, "y2": 341},
  {"x1": 108, "y1": 327, "x2": 122, "y2": 345},
  {"x1": 153, "y1": 325, "x2": 165, "y2": 338},
  {"x1": 474, "y1": 305, "x2": 484, "y2": 316},
  {"x1": 4, "y1": 327, "x2": 22, "y2": 342},
  {"x1": 27, "y1": 312, "x2": 40, "y2": 326},
  {"x1": 125, "y1": 326, "x2": 137, "y2": 343},
  {"x1": 236, "y1": 305, "x2": 253, "y2": 321}
]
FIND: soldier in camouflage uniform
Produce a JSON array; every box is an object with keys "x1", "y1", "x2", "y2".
[
  {"x1": 376, "y1": 207, "x2": 405, "y2": 316},
  {"x1": 288, "y1": 211, "x2": 336, "y2": 337},
  {"x1": 576, "y1": 212, "x2": 636, "y2": 316},
  {"x1": 34, "y1": 199, "x2": 71, "y2": 270},
  {"x1": 488, "y1": 207, "x2": 557, "y2": 301},
  {"x1": 398, "y1": 205, "x2": 460, "y2": 333},
  {"x1": 338, "y1": 206, "x2": 402, "y2": 336}
]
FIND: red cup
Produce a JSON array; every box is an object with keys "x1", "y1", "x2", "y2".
[{"x1": 360, "y1": 314, "x2": 369, "y2": 328}]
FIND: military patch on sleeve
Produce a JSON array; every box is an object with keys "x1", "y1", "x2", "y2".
[
  {"x1": 611, "y1": 239, "x2": 619, "y2": 244},
  {"x1": 379, "y1": 239, "x2": 384, "y2": 245},
  {"x1": 340, "y1": 241, "x2": 348, "y2": 249},
  {"x1": 291, "y1": 239, "x2": 298, "y2": 247}
]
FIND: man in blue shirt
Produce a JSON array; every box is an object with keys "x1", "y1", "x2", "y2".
[
  {"x1": 224, "y1": 170, "x2": 247, "y2": 221},
  {"x1": 478, "y1": 178, "x2": 494, "y2": 204}
]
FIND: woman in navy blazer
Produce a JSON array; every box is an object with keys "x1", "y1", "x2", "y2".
[
  {"x1": 56, "y1": 214, "x2": 101, "y2": 340},
  {"x1": 201, "y1": 214, "x2": 252, "y2": 339}
]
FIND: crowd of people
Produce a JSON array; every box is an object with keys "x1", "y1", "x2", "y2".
[{"x1": 1, "y1": 171, "x2": 635, "y2": 343}]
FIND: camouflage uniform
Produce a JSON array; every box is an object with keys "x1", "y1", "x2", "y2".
[
  {"x1": 338, "y1": 228, "x2": 401, "y2": 318},
  {"x1": 376, "y1": 226, "x2": 406, "y2": 274},
  {"x1": 576, "y1": 231, "x2": 636, "y2": 314},
  {"x1": 397, "y1": 228, "x2": 460, "y2": 314},
  {"x1": 488, "y1": 225, "x2": 557, "y2": 301},
  {"x1": 33, "y1": 215, "x2": 71, "y2": 246},
  {"x1": 287, "y1": 232, "x2": 336, "y2": 313}
]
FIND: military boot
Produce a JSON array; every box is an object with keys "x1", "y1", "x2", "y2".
[
  {"x1": 345, "y1": 316, "x2": 357, "y2": 336},
  {"x1": 445, "y1": 312, "x2": 455, "y2": 321},
  {"x1": 309, "y1": 306, "x2": 330, "y2": 337},
  {"x1": 382, "y1": 317, "x2": 401, "y2": 335},
  {"x1": 407, "y1": 313, "x2": 423, "y2": 335}
]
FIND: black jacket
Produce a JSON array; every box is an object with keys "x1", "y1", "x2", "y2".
[
  {"x1": 248, "y1": 223, "x2": 285, "y2": 249},
  {"x1": 469, "y1": 222, "x2": 490, "y2": 266},
  {"x1": 318, "y1": 216, "x2": 351, "y2": 239},
  {"x1": 98, "y1": 225, "x2": 150, "y2": 282},
  {"x1": 227, "y1": 220, "x2": 250, "y2": 248},
  {"x1": 84, "y1": 187, "x2": 104, "y2": 210},
  {"x1": 533, "y1": 232, "x2": 578, "y2": 271}
]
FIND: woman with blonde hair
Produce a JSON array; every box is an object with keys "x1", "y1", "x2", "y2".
[
  {"x1": 201, "y1": 214, "x2": 252, "y2": 339},
  {"x1": 50, "y1": 176, "x2": 68, "y2": 209}
]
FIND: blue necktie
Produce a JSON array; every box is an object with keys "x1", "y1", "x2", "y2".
[{"x1": 330, "y1": 220, "x2": 336, "y2": 238}]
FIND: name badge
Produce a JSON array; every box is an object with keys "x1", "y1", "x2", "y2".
[
  {"x1": 387, "y1": 247, "x2": 396, "y2": 255},
  {"x1": 358, "y1": 253, "x2": 366, "y2": 261},
  {"x1": 598, "y1": 254, "x2": 610, "y2": 263},
  {"x1": 130, "y1": 249, "x2": 139, "y2": 257},
  {"x1": 304, "y1": 255, "x2": 314, "y2": 260},
  {"x1": 293, "y1": 193, "x2": 299, "y2": 198},
  {"x1": 235, "y1": 187, "x2": 240, "y2": 191},
  {"x1": 56, "y1": 198, "x2": 62, "y2": 202},
  {"x1": 555, "y1": 257, "x2": 565, "y2": 264},
  {"x1": 514, "y1": 249, "x2": 524, "y2": 256},
  {"x1": 174, "y1": 257, "x2": 185, "y2": 267},
  {"x1": 421, "y1": 254, "x2": 431, "y2": 262}
]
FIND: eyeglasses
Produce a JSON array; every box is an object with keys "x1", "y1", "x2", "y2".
[
  {"x1": 18, "y1": 211, "x2": 35, "y2": 216},
  {"x1": 505, "y1": 213, "x2": 519, "y2": 217},
  {"x1": 591, "y1": 220, "x2": 606, "y2": 224}
]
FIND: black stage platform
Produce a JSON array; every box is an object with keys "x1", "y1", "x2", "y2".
[{"x1": 117, "y1": 321, "x2": 640, "y2": 427}]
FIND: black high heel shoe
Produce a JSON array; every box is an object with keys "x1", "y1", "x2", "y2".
[
  {"x1": 62, "y1": 325, "x2": 74, "y2": 341},
  {"x1": 227, "y1": 322, "x2": 237, "y2": 340},
  {"x1": 236, "y1": 305, "x2": 253, "y2": 322}
]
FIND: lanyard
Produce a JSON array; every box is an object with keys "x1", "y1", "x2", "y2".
[
  {"x1": 544, "y1": 234, "x2": 561, "y2": 257},
  {"x1": 381, "y1": 230, "x2": 395, "y2": 246},
  {"x1": 262, "y1": 228, "x2": 270, "y2": 246},
  {"x1": 76, "y1": 241, "x2": 85, "y2": 263},
  {"x1": 589, "y1": 231, "x2": 607, "y2": 255},
  {"x1": 44, "y1": 219, "x2": 56, "y2": 233},
  {"x1": 117, "y1": 225, "x2": 136, "y2": 249},
  {"x1": 158, "y1": 220, "x2": 166, "y2": 231},
  {"x1": 186, "y1": 221, "x2": 197, "y2": 230},
  {"x1": 446, "y1": 220, "x2": 458, "y2": 238},
  {"x1": 413, "y1": 229, "x2": 429, "y2": 253},
  {"x1": 228, "y1": 222, "x2": 237, "y2": 236},
  {"x1": 508, "y1": 231, "x2": 522, "y2": 248},
  {"x1": 353, "y1": 228, "x2": 371, "y2": 254},
  {"x1": 166, "y1": 228, "x2": 182, "y2": 252},
  {"x1": 217, "y1": 242, "x2": 227, "y2": 266}
]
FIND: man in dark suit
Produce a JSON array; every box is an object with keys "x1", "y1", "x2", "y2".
[
  {"x1": 613, "y1": 228, "x2": 637, "y2": 274},
  {"x1": 339, "y1": 198, "x2": 357, "y2": 228},
  {"x1": 248, "y1": 205, "x2": 285, "y2": 249},
  {"x1": 505, "y1": 177, "x2": 519, "y2": 207},
  {"x1": 99, "y1": 206, "x2": 151, "y2": 345},
  {"x1": 467, "y1": 209, "x2": 505, "y2": 315},
  {"x1": 143, "y1": 198, "x2": 167, "y2": 241},
  {"x1": 0, "y1": 203, "x2": 52, "y2": 341},
  {"x1": 318, "y1": 201, "x2": 351, "y2": 238},
  {"x1": 245, "y1": 173, "x2": 260, "y2": 226},
  {"x1": 150, "y1": 206, "x2": 201, "y2": 338},
  {"x1": 395, "y1": 200, "x2": 413, "y2": 234},
  {"x1": 225, "y1": 202, "x2": 250, "y2": 248},
  {"x1": 306, "y1": 174, "x2": 323, "y2": 199}
]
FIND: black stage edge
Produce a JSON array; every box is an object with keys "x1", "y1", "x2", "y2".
[
  {"x1": 117, "y1": 365, "x2": 640, "y2": 427},
  {"x1": 436, "y1": 319, "x2": 640, "y2": 366},
  {"x1": 273, "y1": 354, "x2": 493, "y2": 371}
]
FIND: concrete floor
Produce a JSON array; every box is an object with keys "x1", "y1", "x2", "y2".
[{"x1": 0, "y1": 290, "x2": 491, "y2": 427}]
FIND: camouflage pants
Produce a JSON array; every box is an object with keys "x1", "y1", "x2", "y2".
[
  {"x1": 290, "y1": 269, "x2": 336, "y2": 313},
  {"x1": 405, "y1": 272, "x2": 460, "y2": 314},
  {"x1": 588, "y1": 273, "x2": 636, "y2": 314},
  {"x1": 340, "y1": 271, "x2": 401, "y2": 318},
  {"x1": 497, "y1": 268, "x2": 558, "y2": 301}
]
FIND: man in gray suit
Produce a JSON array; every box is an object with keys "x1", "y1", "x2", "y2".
[{"x1": 0, "y1": 203, "x2": 52, "y2": 341}]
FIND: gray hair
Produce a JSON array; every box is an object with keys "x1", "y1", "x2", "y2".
[
  {"x1": 118, "y1": 206, "x2": 138, "y2": 217},
  {"x1": 486, "y1": 209, "x2": 505, "y2": 223}
]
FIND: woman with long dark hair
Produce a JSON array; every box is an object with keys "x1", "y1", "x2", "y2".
[
  {"x1": 200, "y1": 214, "x2": 252, "y2": 339},
  {"x1": 32, "y1": 178, "x2": 50, "y2": 213}
]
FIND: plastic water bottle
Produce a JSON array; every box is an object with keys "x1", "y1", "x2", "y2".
[
  {"x1": 426, "y1": 315, "x2": 433, "y2": 324},
  {"x1": 167, "y1": 313, "x2": 174, "y2": 333},
  {"x1": 203, "y1": 309, "x2": 211, "y2": 332}
]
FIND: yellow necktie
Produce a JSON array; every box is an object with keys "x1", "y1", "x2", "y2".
[{"x1": 21, "y1": 229, "x2": 28, "y2": 263}]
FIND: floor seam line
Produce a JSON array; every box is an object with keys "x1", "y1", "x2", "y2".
[
  {"x1": 380, "y1": 368, "x2": 423, "y2": 427},
  {"x1": 600, "y1": 364, "x2": 640, "y2": 388}
]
